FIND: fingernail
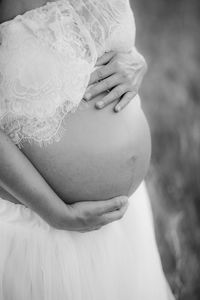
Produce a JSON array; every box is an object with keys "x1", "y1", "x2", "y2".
[
  {"x1": 84, "y1": 93, "x2": 91, "y2": 101},
  {"x1": 96, "y1": 101, "x2": 104, "y2": 108},
  {"x1": 115, "y1": 105, "x2": 121, "y2": 112}
]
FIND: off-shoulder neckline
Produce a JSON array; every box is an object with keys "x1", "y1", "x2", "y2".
[{"x1": 0, "y1": 0, "x2": 64, "y2": 28}]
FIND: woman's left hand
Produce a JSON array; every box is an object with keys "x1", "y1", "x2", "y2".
[{"x1": 83, "y1": 47, "x2": 147, "y2": 112}]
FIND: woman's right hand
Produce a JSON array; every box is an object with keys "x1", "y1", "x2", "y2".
[
  {"x1": 52, "y1": 196, "x2": 129, "y2": 232},
  {"x1": 0, "y1": 130, "x2": 129, "y2": 233}
]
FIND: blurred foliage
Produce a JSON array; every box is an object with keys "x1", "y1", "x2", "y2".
[{"x1": 130, "y1": 0, "x2": 200, "y2": 299}]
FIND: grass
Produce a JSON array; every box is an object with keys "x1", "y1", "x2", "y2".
[{"x1": 131, "y1": 0, "x2": 200, "y2": 299}]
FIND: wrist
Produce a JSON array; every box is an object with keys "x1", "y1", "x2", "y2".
[{"x1": 47, "y1": 201, "x2": 72, "y2": 230}]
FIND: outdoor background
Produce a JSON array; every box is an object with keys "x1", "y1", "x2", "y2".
[{"x1": 130, "y1": 0, "x2": 200, "y2": 299}]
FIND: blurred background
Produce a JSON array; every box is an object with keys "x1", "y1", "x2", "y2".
[{"x1": 130, "y1": 0, "x2": 200, "y2": 299}]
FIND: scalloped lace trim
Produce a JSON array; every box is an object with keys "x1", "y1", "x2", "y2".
[{"x1": 0, "y1": 0, "x2": 136, "y2": 147}]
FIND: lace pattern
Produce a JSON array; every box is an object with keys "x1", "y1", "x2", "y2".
[{"x1": 0, "y1": 0, "x2": 136, "y2": 147}]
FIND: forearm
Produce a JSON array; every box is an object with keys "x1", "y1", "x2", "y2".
[{"x1": 0, "y1": 129, "x2": 68, "y2": 227}]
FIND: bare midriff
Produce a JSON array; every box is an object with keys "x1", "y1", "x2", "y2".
[
  {"x1": 0, "y1": 2, "x2": 151, "y2": 206},
  {"x1": 9, "y1": 92, "x2": 151, "y2": 205}
]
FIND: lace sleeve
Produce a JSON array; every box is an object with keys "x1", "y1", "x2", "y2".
[
  {"x1": 67, "y1": 0, "x2": 136, "y2": 56},
  {"x1": 0, "y1": 0, "x2": 138, "y2": 148},
  {"x1": 0, "y1": 1, "x2": 97, "y2": 147}
]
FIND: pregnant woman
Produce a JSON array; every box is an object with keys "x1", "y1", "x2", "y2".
[{"x1": 0, "y1": 0, "x2": 175, "y2": 299}]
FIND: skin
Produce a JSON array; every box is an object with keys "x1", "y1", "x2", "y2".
[
  {"x1": 20, "y1": 92, "x2": 151, "y2": 204},
  {"x1": 84, "y1": 48, "x2": 147, "y2": 112},
  {"x1": 0, "y1": 128, "x2": 129, "y2": 232},
  {"x1": 0, "y1": 0, "x2": 147, "y2": 232},
  {"x1": 0, "y1": 0, "x2": 147, "y2": 112}
]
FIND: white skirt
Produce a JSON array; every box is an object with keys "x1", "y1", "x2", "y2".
[{"x1": 0, "y1": 182, "x2": 174, "y2": 300}]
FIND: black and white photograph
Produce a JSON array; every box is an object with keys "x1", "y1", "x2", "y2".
[{"x1": 0, "y1": 0, "x2": 199, "y2": 299}]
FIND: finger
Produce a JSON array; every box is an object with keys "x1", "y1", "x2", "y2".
[
  {"x1": 92, "y1": 226, "x2": 102, "y2": 231},
  {"x1": 90, "y1": 226, "x2": 102, "y2": 231},
  {"x1": 95, "y1": 84, "x2": 127, "y2": 109},
  {"x1": 88, "y1": 63, "x2": 115, "y2": 86},
  {"x1": 84, "y1": 74, "x2": 121, "y2": 101},
  {"x1": 78, "y1": 226, "x2": 102, "y2": 233},
  {"x1": 114, "y1": 91, "x2": 136, "y2": 112},
  {"x1": 100, "y1": 200, "x2": 129, "y2": 226},
  {"x1": 97, "y1": 196, "x2": 128, "y2": 215},
  {"x1": 95, "y1": 51, "x2": 115, "y2": 66}
]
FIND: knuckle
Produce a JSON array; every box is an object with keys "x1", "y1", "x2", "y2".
[
  {"x1": 97, "y1": 69, "x2": 103, "y2": 80},
  {"x1": 113, "y1": 88, "x2": 121, "y2": 98},
  {"x1": 104, "y1": 80, "x2": 111, "y2": 90},
  {"x1": 120, "y1": 196, "x2": 127, "y2": 205},
  {"x1": 93, "y1": 84, "x2": 99, "y2": 93},
  {"x1": 116, "y1": 199, "x2": 123, "y2": 208},
  {"x1": 92, "y1": 86, "x2": 99, "y2": 95},
  {"x1": 124, "y1": 92, "x2": 132, "y2": 100}
]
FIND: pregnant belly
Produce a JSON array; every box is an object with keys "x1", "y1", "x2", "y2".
[{"x1": 21, "y1": 93, "x2": 151, "y2": 204}]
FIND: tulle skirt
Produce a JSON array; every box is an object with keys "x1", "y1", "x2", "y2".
[{"x1": 0, "y1": 182, "x2": 174, "y2": 300}]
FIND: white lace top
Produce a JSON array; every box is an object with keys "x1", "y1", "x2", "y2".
[{"x1": 0, "y1": 0, "x2": 136, "y2": 147}]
